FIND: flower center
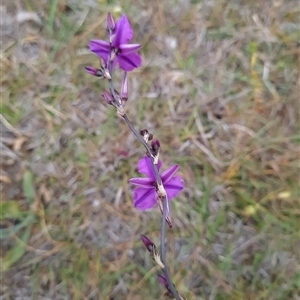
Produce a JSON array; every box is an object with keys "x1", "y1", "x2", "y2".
[{"x1": 110, "y1": 48, "x2": 119, "y2": 62}]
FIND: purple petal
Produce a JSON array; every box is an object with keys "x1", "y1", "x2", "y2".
[
  {"x1": 133, "y1": 187, "x2": 156, "y2": 210},
  {"x1": 89, "y1": 40, "x2": 110, "y2": 62},
  {"x1": 164, "y1": 176, "x2": 184, "y2": 200},
  {"x1": 119, "y1": 43, "x2": 141, "y2": 55},
  {"x1": 129, "y1": 177, "x2": 154, "y2": 188},
  {"x1": 116, "y1": 52, "x2": 142, "y2": 71},
  {"x1": 137, "y1": 156, "x2": 162, "y2": 180},
  {"x1": 112, "y1": 15, "x2": 133, "y2": 47},
  {"x1": 161, "y1": 164, "x2": 179, "y2": 184},
  {"x1": 93, "y1": 52, "x2": 110, "y2": 65},
  {"x1": 89, "y1": 40, "x2": 110, "y2": 52}
]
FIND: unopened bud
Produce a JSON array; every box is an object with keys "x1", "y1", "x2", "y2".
[
  {"x1": 99, "y1": 58, "x2": 111, "y2": 80},
  {"x1": 140, "y1": 129, "x2": 153, "y2": 142},
  {"x1": 84, "y1": 66, "x2": 104, "y2": 78},
  {"x1": 157, "y1": 274, "x2": 173, "y2": 298},
  {"x1": 140, "y1": 129, "x2": 148, "y2": 136},
  {"x1": 157, "y1": 274, "x2": 169, "y2": 289},
  {"x1": 106, "y1": 12, "x2": 115, "y2": 32},
  {"x1": 102, "y1": 90, "x2": 113, "y2": 105},
  {"x1": 151, "y1": 139, "x2": 160, "y2": 157},
  {"x1": 140, "y1": 234, "x2": 154, "y2": 252}
]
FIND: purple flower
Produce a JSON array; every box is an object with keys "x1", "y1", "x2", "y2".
[
  {"x1": 89, "y1": 14, "x2": 142, "y2": 71},
  {"x1": 129, "y1": 156, "x2": 184, "y2": 210}
]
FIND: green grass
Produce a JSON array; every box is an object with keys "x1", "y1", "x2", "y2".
[{"x1": 1, "y1": 0, "x2": 299, "y2": 299}]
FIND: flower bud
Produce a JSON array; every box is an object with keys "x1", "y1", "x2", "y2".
[
  {"x1": 97, "y1": 58, "x2": 111, "y2": 79},
  {"x1": 106, "y1": 12, "x2": 115, "y2": 32},
  {"x1": 140, "y1": 234, "x2": 154, "y2": 252},
  {"x1": 140, "y1": 129, "x2": 149, "y2": 136},
  {"x1": 140, "y1": 129, "x2": 153, "y2": 142},
  {"x1": 84, "y1": 66, "x2": 104, "y2": 78},
  {"x1": 157, "y1": 274, "x2": 173, "y2": 298},
  {"x1": 102, "y1": 89, "x2": 113, "y2": 105},
  {"x1": 157, "y1": 274, "x2": 168, "y2": 289},
  {"x1": 151, "y1": 139, "x2": 160, "y2": 156}
]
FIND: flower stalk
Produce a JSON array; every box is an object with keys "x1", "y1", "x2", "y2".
[
  {"x1": 85, "y1": 13, "x2": 184, "y2": 300},
  {"x1": 119, "y1": 97, "x2": 182, "y2": 300}
]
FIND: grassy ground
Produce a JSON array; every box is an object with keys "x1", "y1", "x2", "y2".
[{"x1": 1, "y1": 0, "x2": 299, "y2": 299}]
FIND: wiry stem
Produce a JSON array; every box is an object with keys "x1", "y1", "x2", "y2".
[
  {"x1": 121, "y1": 114, "x2": 181, "y2": 300},
  {"x1": 160, "y1": 196, "x2": 181, "y2": 300},
  {"x1": 122, "y1": 114, "x2": 152, "y2": 155},
  {"x1": 106, "y1": 53, "x2": 180, "y2": 300}
]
